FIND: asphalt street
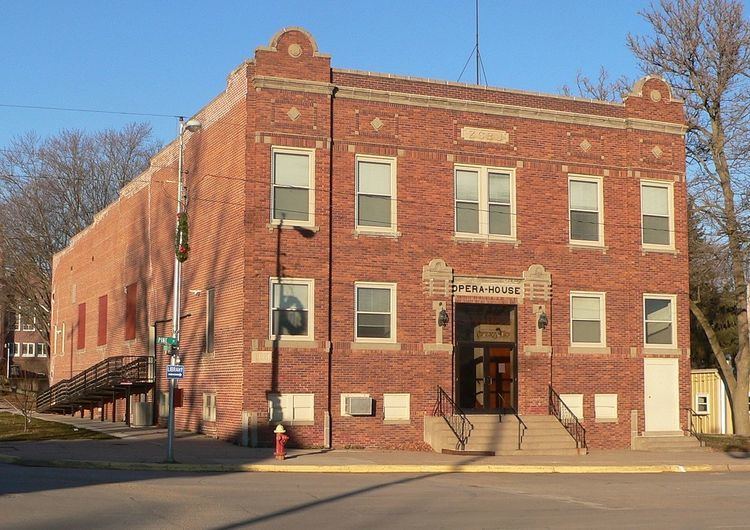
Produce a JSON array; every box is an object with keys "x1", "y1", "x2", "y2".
[{"x1": 2, "y1": 463, "x2": 749, "y2": 529}]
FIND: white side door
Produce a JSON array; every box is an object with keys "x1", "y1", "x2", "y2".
[{"x1": 644, "y1": 358, "x2": 680, "y2": 432}]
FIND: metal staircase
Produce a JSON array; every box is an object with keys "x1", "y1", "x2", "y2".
[{"x1": 37, "y1": 356, "x2": 155, "y2": 415}]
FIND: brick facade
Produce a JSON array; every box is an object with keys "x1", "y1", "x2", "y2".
[{"x1": 50, "y1": 28, "x2": 688, "y2": 450}]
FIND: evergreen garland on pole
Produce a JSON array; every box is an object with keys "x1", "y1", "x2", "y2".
[{"x1": 175, "y1": 211, "x2": 190, "y2": 262}]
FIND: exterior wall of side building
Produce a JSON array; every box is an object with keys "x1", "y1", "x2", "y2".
[{"x1": 50, "y1": 28, "x2": 689, "y2": 450}]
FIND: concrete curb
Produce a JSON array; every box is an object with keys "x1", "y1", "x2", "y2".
[{"x1": 2, "y1": 453, "x2": 750, "y2": 474}]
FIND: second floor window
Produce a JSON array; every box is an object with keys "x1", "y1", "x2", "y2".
[
  {"x1": 569, "y1": 176, "x2": 603, "y2": 245},
  {"x1": 272, "y1": 147, "x2": 314, "y2": 225},
  {"x1": 641, "y1": 181, "x2": 673, "y2": 248},
  {"x1": 356, "y1": 156, "x2": 396, "y2": 232},
  {"x1": 570, "y1": 292, "x2": 606, "y2": 346},
  {"x1": 455, "y1": 166, "x2": 515, "y2": 238}
]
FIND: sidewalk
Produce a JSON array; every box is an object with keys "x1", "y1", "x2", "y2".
[{"x1": 2, "y1": 412, "x2": 750, "y2": 474}]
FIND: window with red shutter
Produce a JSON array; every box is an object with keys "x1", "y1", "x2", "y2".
[{"x1": 77, "y1": 303, "x2": 86, "y2": 349}]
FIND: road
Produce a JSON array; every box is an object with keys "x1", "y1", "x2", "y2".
[{"x1": 2, "y1": 464, "x2": 749, "y2": 529}]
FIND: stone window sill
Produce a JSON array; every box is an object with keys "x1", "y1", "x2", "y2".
[
  {"x1": 568, "y1": 243, "x2": 608, "y2": 253},
  {"x1": 350, "y1": 342, "x2": 401, "y2": 351},
  {"x1": 567, "y1": 346, "x2": 612, "y2": 354},
  {"x1": 383, "y1": 419, "x2": 411, "y2": 425},
  {"x1": 595, "y1": 418, "x2": 618, "y2": 424},
  {"x1": 266, "y1": 222, "x2": 320, "y2": 233},
  {"x1": 277, "y1": 421, "x2": 315, "y2": 426},
  {"x1": 452, "y1": 234, "x2": 520, "y2": 247},
  {"x1": 352, "y1": 228, "x2": 401, "y2": 238},
  {"x1": 264, "y1": 339, "x2": 318, "y2": 349},
  {"x1": 640, "y1": 245, "x2": 678, "y2": 255}
]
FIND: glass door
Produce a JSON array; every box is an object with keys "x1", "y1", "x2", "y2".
[{"x1": 457, "y1": 343, "x2": 516, "y2": 412}]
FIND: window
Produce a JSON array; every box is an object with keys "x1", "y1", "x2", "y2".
[
  {"x1": 455, "y1": 165, "x2": 515, "y2": 238},
  {"x1": 202, "y1": 393, "x2": 217, "y2": 422},
  {"x1": 569, "y1": 175, "x2": 603, "y2": 245},
  {"x1": 641, "y1": 181, "x2": 673, "y2": 247},
  {"x1": 36, "y1": 343, "x2": 47, "y2": 357},
  {"x1": 560, "y1": 394, "x2": 584, "y2": 419},
  {"x1": 125, "y1": 283, "x2": 137, "y2": 340},
  {"x1": 22, "y1": 343, "x2": 34, "y2": 357},
  {"x1": 268, "y1": 393, "x2": 314, "y2": 423},
  {"x1": 570, "y1": 292, "x2": 606, "y2": 346},
  {"x1": 271, "y1": 147, "x2": 314, "y2": 225},
  {"x1": 696, "y1": 394, "x2": 709, "y2": 415},
  {"x1": 22, "y1": 316, "x2": 35, "y2": 331},
  {"x1": 13, "y1": 313, "x2": 21, "y2": 331},
  {"x1": 10, "y1": 343, "x2": 19, "y2": 358},
  {"x1": 594, "y1": 394, "x2": 618, "y2": 420},
  {"x1": 97, "y1": 295, "x2": 108, "y2": 346},
  {"x1": 643, "y1": 295, "x2": 676, "y2": 347},
  {"x1": 206, "y1": 288, "x2": 215, "y2": 354},
  {"x1": 270, "y1": 278, "x2": 314, "y2": 340},
  {"x1": 356, "y1": 156, "x2": 397, "y2": 232},
  {"x1": 77, "y1": 303, "x2": 86, "y2": 349},
  {"x1": 383, "y1": 393, "x2": 410, "y2": 421},
  {"x1": 355, "y1": 283, "x2": 397, "y2": 342}
]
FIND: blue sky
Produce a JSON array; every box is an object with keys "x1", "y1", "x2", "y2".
[{"x1": 1, "y1": 1, "x2": 659, "y2": 147}]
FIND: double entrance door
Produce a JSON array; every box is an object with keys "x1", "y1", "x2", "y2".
[{"x1": 457, "y1": 343, "x2": 516, "y2": 412}]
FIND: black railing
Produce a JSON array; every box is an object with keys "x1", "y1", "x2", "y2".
[
  {"x1": 507, "y1": 407, "x2": 527, "y2": 450},
  {"x1": 434, "y1": 385, "x2": 473, "y2": 450},
  {"x1": 684, "y1": 407, "x2": 707, "y2": 447},
  {"x1": 548, "y1": 385, "x2": 587, "y2": 450},
  {"x1": 37, "y1": 356, "x2": 154, "y2": 412}
]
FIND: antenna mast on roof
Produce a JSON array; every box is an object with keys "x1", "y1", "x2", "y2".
[{"x1": 457, "y1": 0, "x2": 488, "y2": 86}]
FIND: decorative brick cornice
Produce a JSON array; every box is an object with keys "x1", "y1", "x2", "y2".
[{"x1": 252, "y1": 75, "x2": 335, "y2": 95}]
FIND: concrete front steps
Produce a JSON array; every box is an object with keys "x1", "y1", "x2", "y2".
[
  {"x1": 632, "y1": 431, "x2": 706, "y2": 451},
  {"x1": 425, "y1": 414, "x2": 585, "y2": 456}
]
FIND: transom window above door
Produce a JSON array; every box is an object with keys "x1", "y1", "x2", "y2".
[{"x1": 454, "y1": 165, "x2": 516, "y2": 240}]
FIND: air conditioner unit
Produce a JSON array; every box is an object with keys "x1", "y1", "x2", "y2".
[{"x1": 345, "y1": 396, "x2": 373, "y2": 416}]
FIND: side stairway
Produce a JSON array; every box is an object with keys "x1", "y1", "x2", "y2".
[
  {"x1": 632, "y1": 431, "x2": 706, "y2": 451},
  {"x1": 425, "y1": 414, "x2": 585, "y2": 456}
]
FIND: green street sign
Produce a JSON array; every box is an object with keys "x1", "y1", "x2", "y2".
[{"x1": 157, "y1": 336, "x2": 178, "y2": 346}]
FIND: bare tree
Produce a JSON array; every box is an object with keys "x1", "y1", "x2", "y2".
[
  {"x1": 629, "y1": 0, "x2": 750, "y2": 433},
  {"x1": 560, "y1": 66, "x2": 631, "y2": 102},
  {"x1": 0, "y1": 123, "x2": 161, "y2": 345}
]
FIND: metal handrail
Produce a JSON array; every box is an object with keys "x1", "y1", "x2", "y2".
[
  {"x1": 37, "y1": 356, "x2": 154, "y2": 412},
  {"x1": 434, "y1": 385, "x2": 474, "y2": 450},
  {"x1": 548, "y1": 385, "x2": 587, "y2": 450},
  {"x1": 507, "y1": 407, "x2": 527, "y2": 450},
  {"x1": 684, "y1": 407, "x2": 707, "y2": 447}
]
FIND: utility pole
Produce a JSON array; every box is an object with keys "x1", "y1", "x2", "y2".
[{"x1": 166, "y1": 116, "x2": 201, "y2": 463}]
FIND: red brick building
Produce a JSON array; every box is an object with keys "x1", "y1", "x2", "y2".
[
  {"x1": 3, "y1": 310, "x2": 48, "y2": 388},
  {"x1": 48, "y1": 28, "x2": 689, "y2": 451}
]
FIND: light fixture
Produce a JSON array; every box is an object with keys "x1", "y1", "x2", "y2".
[
  {"x1": 184, "y1": 118, "x2": 202, "y2": 133},
  {"x1": 438, "y1": 308, "x2": 449, "y2": 328},
  {"x1": 537, "y1": 311, "x2": 549, "y2": 330}
]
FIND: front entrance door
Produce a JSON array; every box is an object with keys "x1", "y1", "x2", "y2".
[
  {"x1": 644, "y1": 358, "x2": 680, "y2": 432},
  {"x1": 457, "y1": 343, "x2": 516, "y2": 412}
]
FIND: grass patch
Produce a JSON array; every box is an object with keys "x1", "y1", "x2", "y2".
[
  {"x1": 700, "y1": 434, "x2": 750, "y2": 453},
  {"x1": 0, "y1": 412, "x2": 113, "y2": 441}
]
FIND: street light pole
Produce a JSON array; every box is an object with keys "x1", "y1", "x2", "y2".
[{"x1": 167, "y1": 116, "x2": 201, "y2": 463}]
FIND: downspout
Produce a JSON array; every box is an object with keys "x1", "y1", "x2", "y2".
[{"x1": 326, "y1": 75, "x2": 337, "y2": 449}]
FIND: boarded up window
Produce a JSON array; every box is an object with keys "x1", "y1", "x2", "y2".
[
  {"x1": 97, "y1": 295, "x2": 108, "y2": 346},
  {"x1": 125, "y1": 283, "x2": 137, "y2": 340},
  {"x1": 77, "y1": 303, "x2": 86, "y2": 349}
]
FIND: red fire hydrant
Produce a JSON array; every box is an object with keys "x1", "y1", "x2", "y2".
[{"x1": 274, "y1": 424, "x2": 289, "y2": 460}]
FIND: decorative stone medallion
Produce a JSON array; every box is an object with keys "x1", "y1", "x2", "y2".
[
  {"x1": 650, "y1": 89, "x2": 662, "y2": 102},
  {"x1": 651, "y1": 145, "x2": 663, "y2": 159},
  {"x1": 288, "y1": 43, "x2": 302, "y2": 58},
  {"x1": 579, "y1": 139, "x2": 592, "y2": 153},
  {"x1": 370, "y1": 117, "x2": 384, "y2": 131},
  {"x1": 287, "y1": 106, "x2": 301, "y2": 122}
]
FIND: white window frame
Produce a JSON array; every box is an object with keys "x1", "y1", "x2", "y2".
[
  {"x1": 640, "y1": 180, "x2": 675, "y2": 250},
  {"x1": 570, "y1": 291, "x2": 607, "y2": 347},
  {"x1": 269, "y1": 277, "x2": 315, "y2": 341},
  {"x1": 270, "y1": 146, "x2": 316, "y2": 227},
  {"x1": 268, "y1": 393, "x2": 315, "y2": 423},
  {"x1": 35, "y1": 343, "x2": 47, "y2": 357},
  {"x1": 354, "y1": 282, "x2": 397, "y2": 343},
  {"x1": 643, "y1": 294, "x2": 677, "y2": 348},
  {"x1": 22, "y1": 343, "x2": 35, "y2": 357},
  {"x1": 383, "y1": 393, "x2": 411, "y2": 421},
  {"x1": 202, "y1": 392, "x2": 217, "y2": 422},
  {"x1": 454, "y1": 164, "x2": 516, "y2": 240},
  {"x1": 355, "y1": 154, "x2": 397, "y2": 234},
  {"x1": 695, "y1": 393, "x2": 709, "y2": 415},
  {"x1": 13, "y1": 314, "x2": 21, "y2": 331},
  {"x1": 568, "y1": 174, "x2": 604, "y2": 246},
  {"x1": 22, "y1": 316, "x2": 35, "y2": 332},
  {"x1": 9, "y1": 343, "x2": 20, "y2": 358},
  {"x1": 594, "y1": 393, "x2": 618, "y2": 420}
]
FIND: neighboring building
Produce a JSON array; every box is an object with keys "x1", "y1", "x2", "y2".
[
  {"x1": 691, "y1": 368, "x2": 736, "y2": 435},
  {"x1": 3, "y1": 309, "x2": 49, "y2": 391},
  {"x1": 46, "y1": 28, "x2": 689, "y2": 450}
]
